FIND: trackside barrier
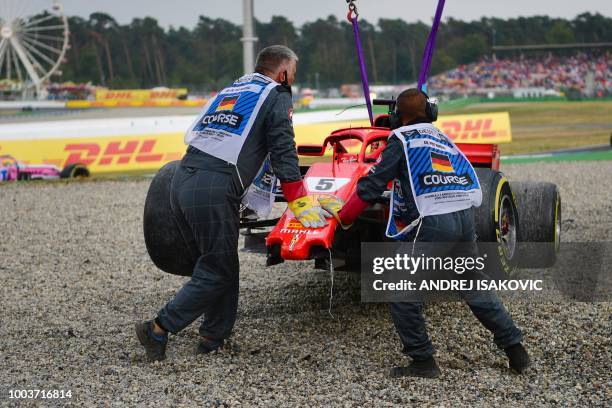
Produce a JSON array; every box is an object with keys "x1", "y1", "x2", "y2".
[{"x1": 0, "y1": 112, "x2": 511, "y2": 174}]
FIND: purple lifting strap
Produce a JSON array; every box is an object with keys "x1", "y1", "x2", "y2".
[
  {"x1": 349, "y1": 15, "x2": 374, "y2": 125},
  {"x1": 417, "y1": 0, "x2": 446, "y2": 91}
]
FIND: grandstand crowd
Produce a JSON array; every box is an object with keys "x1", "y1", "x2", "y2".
[{"x1": 430, "y1": 52, "x2": 612, "y2": 97}]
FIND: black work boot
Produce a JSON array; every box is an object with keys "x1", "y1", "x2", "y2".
[
  {"x1": 504, "y1": 343, "x2": 531, "y2": 373},
  {"x1": 196, "y1": 337, "x2": 224, "y2": 354},
  {"x1": 135, "y1": 321, "x2": 167, "y2": 362},
  {"x1": 390, "y1": 356, "x2": 441, "y2": 379}
]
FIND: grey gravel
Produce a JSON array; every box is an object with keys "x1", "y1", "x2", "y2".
[{"x1": 0, "y1": 161, "x2": 611, "y2": 406}]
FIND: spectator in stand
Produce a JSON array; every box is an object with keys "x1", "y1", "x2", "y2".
[{"x1": 430, "y1": 52, "x2": 612, "y2": 96}]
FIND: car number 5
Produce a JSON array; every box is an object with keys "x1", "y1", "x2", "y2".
[{"x1": 315, "y1": 178, "x2": 335, "y2": 191}]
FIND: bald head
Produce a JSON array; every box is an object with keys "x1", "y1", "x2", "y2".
[{"x1": 396, "y1": 88, "x2": 430, "y2": 125}]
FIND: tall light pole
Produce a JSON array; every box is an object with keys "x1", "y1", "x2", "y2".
[{"x1": 242, "y1": 0, "x2": 257, "y2": 74}]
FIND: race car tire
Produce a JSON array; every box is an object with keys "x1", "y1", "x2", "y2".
[
  {"x1": 474, "y1": 169, "x2": 520, "y2": 276},
  {"x1": 510, "y1": 181, "x2": 561, "y2": 268},
  {"x1": 60, "y1": 163, "x2": 90, "y2": 178},
  {"x1": 143, "y1": 161, "x2": 198, "y2": 276}
]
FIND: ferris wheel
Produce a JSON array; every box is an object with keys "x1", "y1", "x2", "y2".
[{"x1": 0, "y1": 0, "x2": 69, "y2": 97}]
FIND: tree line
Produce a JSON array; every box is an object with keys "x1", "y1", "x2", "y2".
[{"x1": 61, "y1": 12, "x2": 611, "y2": 91}]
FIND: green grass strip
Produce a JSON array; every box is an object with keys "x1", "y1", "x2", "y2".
[{"x1": 502, "y1": 150, "x2": 612, "y2": 164}]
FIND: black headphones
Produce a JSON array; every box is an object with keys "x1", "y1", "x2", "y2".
[
  {"x1": 422, "y1": 90, "x2": 439, "y2": 122},
  {"x1": 388, "y1": 90, "x2": 438, "y2": 130}
]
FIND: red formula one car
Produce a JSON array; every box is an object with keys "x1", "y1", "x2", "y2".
[{"x1": 143, "y1": 115, "x2": 561, "y2": 276}]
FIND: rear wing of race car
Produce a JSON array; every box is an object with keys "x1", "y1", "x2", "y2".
[{"x1": 457, "y1": 143, "x2": 500, "y2": 171}]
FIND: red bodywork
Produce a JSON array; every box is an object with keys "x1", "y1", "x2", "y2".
[{"x1": 266, "y1": 124, "x2": 500, "y2": 261}]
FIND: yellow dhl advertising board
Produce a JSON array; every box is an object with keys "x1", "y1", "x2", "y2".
[
  {"x1": 95, "y1": 88, "x2": 188, "y2": 101},
  {"x1": 0, "y1": 112, "x2": 511, "y2": 174},
  {"x1": 0, "y1": 134, "x2": 186, "y2": 173},
  {"x1": 292, "y1": 112, "x2": 511, "y2": 146},
  {"x1": 437, "y1": 112, "x2": 511, "y2": 143}
]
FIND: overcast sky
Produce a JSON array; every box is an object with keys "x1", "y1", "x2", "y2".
[{"x1": 55, "y1": 0, "x2": 612, "y2": 28}]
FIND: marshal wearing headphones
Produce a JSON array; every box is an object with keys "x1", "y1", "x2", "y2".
[{"x1": 317, "y1": 87, "x2": 530, "y2": 379}]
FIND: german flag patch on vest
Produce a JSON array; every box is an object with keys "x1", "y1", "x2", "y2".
[
  {"x1": 216, "y1": 95, "x2": 239, "y2": 111},
  {"x1": 430, "y1": 151, "x2": 454, "y2": 173}
]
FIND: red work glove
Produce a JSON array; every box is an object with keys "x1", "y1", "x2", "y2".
[{"x1": 280, "y1": 180, "x2": 307, "y2": 202}]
